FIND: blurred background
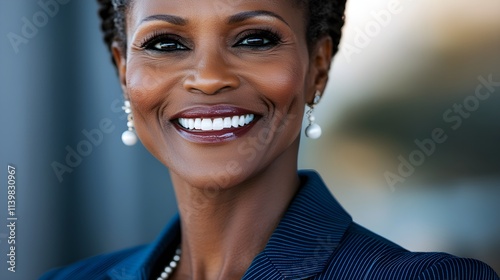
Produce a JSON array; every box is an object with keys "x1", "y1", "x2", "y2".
[{"x1": 0, "y1": 0, "x2": 499, "y2": 279}]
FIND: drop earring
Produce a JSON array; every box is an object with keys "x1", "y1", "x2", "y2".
[
  {"x1": 305, "y1": 90, "x2": 322, "y2": 139},
  {"x1": 121, "y1": 100, "x2": 138, "y2": 146}
]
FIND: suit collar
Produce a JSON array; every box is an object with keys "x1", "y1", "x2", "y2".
[
  {"x1": 242, "y1": 170, "x2": 352, "y2": 279},
  {"x1": 108, "y1": 170, "x2": 352, "y2": 280}
]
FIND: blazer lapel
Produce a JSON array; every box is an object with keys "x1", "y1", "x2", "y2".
[{"x1": 243, "y1": 170, "x2": 352, "y2": 279}]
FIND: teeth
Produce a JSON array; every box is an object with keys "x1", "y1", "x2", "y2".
[
  {"x1": 231, "y1": 116, "x2": 239, "y2": 128},
  {"x1": 201, "y1": 119, "x2": 212, "y2": 131},
  {"x1": 178, "y1": 114, "x2": 255, "y2": 131},
  {"x1": 245, "y1": 114, "x2": 254, "y2": 123},
  {"x1": 194, "y1": 118, "x2": 202, "y2": 129},
  {"x1": 223, "y1": 117, "x2": 232, "y2": 128},
  {"x1": 213, "y1": 118, "x2": 224, "y2": 130}
]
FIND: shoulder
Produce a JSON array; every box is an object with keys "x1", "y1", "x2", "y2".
[
  {"x1": 320, "y1": 222, "x2": 499, "y2": 280},
  {"x1": 415, "y1": 256, "x2": 499, "y2": 280},
  {"x1": 39, "y1": 245, "x2": 147, "y2": 280}
]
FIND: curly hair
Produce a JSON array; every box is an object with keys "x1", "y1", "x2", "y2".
[{"x1": 97, "y1": 0, "x2": 347, "y2": 66}]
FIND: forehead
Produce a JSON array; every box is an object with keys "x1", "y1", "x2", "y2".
[{"x1": 127, "y1": 0, "x2": 306, "y2": 31}]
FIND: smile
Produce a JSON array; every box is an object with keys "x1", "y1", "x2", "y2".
[
  {"x1": 170, "y1": 106, "x2": 259, "y2": 143},
  {"x1": 177, "y1": 114, "x2": 255, "y2": 131}
]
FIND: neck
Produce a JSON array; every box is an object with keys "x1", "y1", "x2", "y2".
[{"x1": 170, "y1": 140, "x2": 300, "y2": 280}]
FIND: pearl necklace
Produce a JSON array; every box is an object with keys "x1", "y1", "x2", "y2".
[{"x1": 157, "y1": 247, "x2": 182, "y2": 280}]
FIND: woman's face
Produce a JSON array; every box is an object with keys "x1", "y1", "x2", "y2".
[{"x1": 115, "y1": 0, "x2": 329, "y2": 189}]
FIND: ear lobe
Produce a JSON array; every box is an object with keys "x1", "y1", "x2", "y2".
[{"x1": 111, "y1": 42, "x2": 128, "y2": 96}]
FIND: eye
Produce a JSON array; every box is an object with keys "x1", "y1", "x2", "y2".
[
  {"x1": 152, "y1": 40, "x2": 188, "y2": 51},
  {"x1": 239, "y1": 36, "x2": 271, "y2": 46},
  {"x1": 141, "y1": 33, "x2": 189, "y2": 52},
  {"x1": 234, "y1": 29, "x2": 282, "y2": 49}
]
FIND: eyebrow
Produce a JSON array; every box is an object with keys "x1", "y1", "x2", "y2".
[
  {"x1": 228, "y1": 10, "x2": 289, "y2": 26},
  {"x1": 138, "y1": 10, "x2": 289, "y2": 27},
  {"x1": 140, "y1": 14, "x2": 187, "y2": 26}
]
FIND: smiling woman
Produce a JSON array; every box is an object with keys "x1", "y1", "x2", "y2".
[{"x1": 39, "y1": 0, "x2": 499, "y2": 280}]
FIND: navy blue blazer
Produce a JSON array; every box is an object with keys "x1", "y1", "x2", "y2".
[{"x1": 41, "y1": 170, "x2": 499, "y2": 279}]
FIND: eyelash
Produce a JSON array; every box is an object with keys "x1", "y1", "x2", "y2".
[
  {"x1": 140, "y1": 32, "x2": 187, "y2": 51},
  {"x1": 139, "y1": 28, "x2": 283, "y2": 52},
  {"x1": 234, "y1": 28, "x2": 283, "y2": 49}
]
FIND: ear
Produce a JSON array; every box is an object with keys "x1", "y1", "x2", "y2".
[
  {"x1": 111, "y1": 41, "x2": 128, "y2": 99},
  {"x1": 306, "y1": 36, "x2": 333, "y2": 103}
]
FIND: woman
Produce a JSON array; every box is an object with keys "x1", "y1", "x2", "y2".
[{"x1": 41, "y1": 0, "x2": 499, "y2": 279}]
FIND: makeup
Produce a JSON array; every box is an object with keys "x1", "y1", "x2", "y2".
[{"x1": 171, "y1": 105, "x2": 259, "y2": 143}]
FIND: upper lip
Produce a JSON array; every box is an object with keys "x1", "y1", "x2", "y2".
[{"x1": 170, "y1": 105, "x2": 259, "y2": 120}]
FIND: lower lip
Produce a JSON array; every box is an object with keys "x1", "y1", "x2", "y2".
[{"x1": 172, "y1": 120, "x2": 258, "y2": 144}]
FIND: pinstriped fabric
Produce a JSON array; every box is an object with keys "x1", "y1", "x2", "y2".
[
  {"x1": 40, "y1": 170, "x2": 499, "y2": 280},
  {"x1": 243, "y1": 170, "x2": 498, "y2": 280},
  {"x1": 415, "y1": 257, "x2": 499, "y2": 280},
  {"x1": 242, "y1": 171, "x2": 352, "y2": 280}
]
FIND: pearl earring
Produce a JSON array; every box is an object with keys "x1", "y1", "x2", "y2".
[
  {"x1": 305, "y1": 91, "x2": 322, "y2": 139},
  {"x1": 121, "y1": 100, "x2": 138, "y2": 146}
]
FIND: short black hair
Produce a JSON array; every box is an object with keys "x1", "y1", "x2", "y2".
[{"x1": 97, "y1": 0, "x2": 347, "y2": 66}]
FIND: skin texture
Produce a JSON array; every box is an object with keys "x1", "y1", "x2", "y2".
[{"x1": 112, "y1": 0, "x2": 333, "y2": 279}]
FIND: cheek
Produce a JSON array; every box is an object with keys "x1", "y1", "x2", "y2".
[
  {"x1": 243, "y1": 55, "x2": 309, "y2": 148},
  {"x1": 126, "y1": 60, "x2": 169, "y2": 108},
  {"x1": 125, "y1": 56, "x2": 186, "y2": 124},
  {"x1": 251, "y1": 58, "x2": 307, "y2": 106},
  {"x1": 126, "y1": 64, "x2": 162, "y2": 134},
  {"x1": 124, "y1": 59, "x2": 176, "y2": 161},
  {"x1": 245, "y1": 52, "x2": 309, "y2": 137}
]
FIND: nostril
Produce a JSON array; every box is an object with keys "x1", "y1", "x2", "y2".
[
  {"x1": 183, "y1": 72, "x2": 240, "y2": 95},
  {"x1": 182, "y1": 51, "x2": 240, "y2": 94}
]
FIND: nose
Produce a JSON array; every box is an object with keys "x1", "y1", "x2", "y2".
[{"x1": 183, "y1": 49, "x2": 240, "y2": 95}]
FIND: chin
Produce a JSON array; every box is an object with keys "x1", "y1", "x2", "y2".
[{"x1": 171, "y1": 163, "x2": 254, "y2": 192}]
